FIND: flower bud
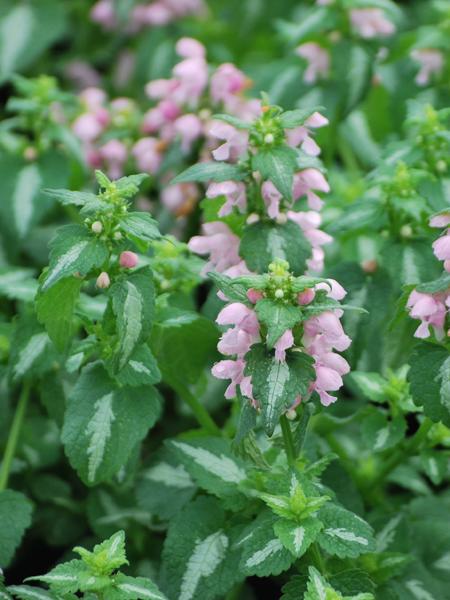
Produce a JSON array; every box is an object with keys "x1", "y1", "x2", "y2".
[
  {"x1": 286, "y1": 408, "x2": 297, "y2": 421},
  {"x1": 400, "y1": 224, "x2": 413, "y2": 238},
  {"x1": 113, "y1": 230, "x2": 122, "y2": 240},
  {"x1": 91, "y1": 220, "x2": 103, "y2": 234},
  {"x1": 361, "y1": 259, "x2": 378, "y2": 273},
  {"x1": 264, "y1": 133, "x2": 274, "y2": 144},
  {"x1": 444, "y1": 259, "x2": 450, "y2": 273},
  {"x1": 298, "y1": 288, "x2": 315, "y2": 305},
  {"x1": 119, "y1": 250, "x2": 138, "y2": 269},
  {"x1": 276, "y1": 213, "x2": 288, "y2": 225},
  {"x1": 275, "y1": 289, "x2": 284, "y2": 299},
  {"x1": 96, "y1": 271, "x2": 110, "y2": 289},
  {"x1": 246, "y1": 213, "x2": 260, "y2": 225},
  {"x1": 23, "y1": 146, "x2": 38, "y2": 161}
]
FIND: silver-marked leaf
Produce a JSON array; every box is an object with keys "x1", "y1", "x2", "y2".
[
  {"x1": 252, "y1": 146, "x2": 298, "y2": 200},
  {"x1": 255, "y1": 298, "x2": 302, "y2": 347},
  {"x1": 274, "y1": 517, "x2": 323, "y2": 558},
  {"x1": 361, "y1": 411, "x2": 406, "y2": 452},
  {"x1": 240, "y1": 221, "x2": 312, "y2": 276},
  {"x1": 420, "y1": 450, "x2": 448, "y2": 486},
  {"x1": 109, "y1": 574, "x2": 168, "y2": 600},
  {"x1": 119, "y1": 212, "x2": 161, "y2": 244},
  {"x1": 279, "y1": 107, "x2": 322, "y2": 129},
  {"x1": 42, "y1": 189, "x2": 97, "y2": 207},
  {"x1": 27, "y1": 560, "x2": 85, "y2": 595},
  {"x1": 137, "y1": 448, "x2": 196, "y2": 520},
  {"x1": 62, "y1": 362, "x2": 161, "y2": 485},
  {"x1": 41, "y1": 225, "x2": 108, "y2": 291},
  {"x1": 304, "y1": 566, "x2": 330, "y2": 600},
  {"x1": 6, "y1": 587, "x2": 60, "y2": 600},
  {"x1": 110, "y1": 267, "x2": 155, "y2": 372},
  {"x1": 245, "y1": 344, "x2": 315, "y2": 435},
  {"x1": 161, "y1": 497, "x2": 242, "y2": 600},
  {"x1": 12, "y1": 331, "x2": 51, "y2": 381},
  {"x1": 171, "y1": 162, "x2": 246, "y2": 185},
  {"x1": 348, "y1": 371, "x2": 387, "y2": 403},
  {"x1": 317, "y1": 504, "x2": 375, "y2": 558},
  {"x1": 169, "y1": 437, "x2": 247, "y2": 499},
  {"x1": 0, "y1": 268, "x2": 37, "y2": 302},
  {"x1": 115, "y1": 344, "x2": 161, "y2": 387},
  {"x1": 238, "y1": 513, "x2": 295, "y2": 577},
  {"x1": 0, "y1": 490, "x2": 33, "y2": 567}
]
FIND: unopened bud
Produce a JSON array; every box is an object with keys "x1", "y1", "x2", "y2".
[
  {"x1": 361, "y1": 259, "x2": 378, "y2": 273},
  {"x1": 275, "y1": 289, "x2": 284, "y2": 299},
  {"x1": 444, "y1": 259, "x2": 450, "y2": 273},
  {"x1": 436, "y1": 160, "x2": 447, "y2": 173},
  {"x1": 96, "y1": 271, "x2": 110, "y2": 289},
  {"x1": 276, "y1": 213, "x2": 288, "y2": 225},
  {"x1": 91, "y1": 220, "x2": 103, "y2": 234},
  {"x1": 264, "y1": 133, "x2": 275, "y2": 144},
  {"x1": 246, "y1": 213, "x2": 260, "y2": 225},
  {"x1": 119, "y1": 250, "x2": 138, "y2": 269},
  {"x1": 286, "y1": 409, "x2": 297, "y2": 421},
  {"x1": 113, "y1": 230, "x2": 122, "y2": 240},
  {"x1": 298, "y1": 288, "x2": 315, "y2": 305},
  {"x1": 23, "y1": 146, "x2": 38, "y2": 161},
  {"x1": 400, "y1": 224, "x2": 413, "y2": 238}
]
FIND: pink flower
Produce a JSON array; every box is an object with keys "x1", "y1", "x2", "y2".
[
  {"x1": 274, "y1": 329, "x2": 294, "y2": 361},
  {"x1": 407, "y1": 290, "x2": 446, "y2": 339},
  {"x1": 206, "y1": 181, "x2": 247, "y2": 216},
  {"x1": 96, "y1": 271, "x2": 111, "y2": 289},
  {"x1": 433, "y1": 233, "x2": 450, "y2": 261},
  {"x1": 315, "y1": 278, "x2": 347, "y2": 300},
  {"x1": 99, "y1": 139, "x2": 128, "y2": 179},
  {"x1": 172, "y1": 55, "x2": 209, "y2": 106},
  {"x1": 176, "y1": 37, "x2": 206, "y2": 59},
  {"x1": 287, "y1": 211, "x2": 332, "y2": 273},
  {"x1": 173, "y1": 114, "x2": 203, "y2": 152},
  {"x1": 132, "y1": 137, "x2": 162, "y2": 174},
  {"x1": 286, "y1": 112, "x2": 328, "y2": 156},
  {"x1": 262, "y1": 181, "x2": 282, "y2": 219},
  {"x1": 411, "y1": 49, "x2": 444, "y2": 86},
  {"x1": 212, "y1": 358, "x2": 245, "y2": 399},
  {"x1": 161, "y1": 183, "x2": 199, "y2": 214},
  {"x1": 73, "y1": 113, "x2": 104, "y2": 142},
  {"x1": 350, "y1": 8, "x2": 395, "y2": 39},
  {"x1": 145, "y1": 79, "x2": 178, "y2": 100},
  {"x1": 188, "y1": 222, "x2": 241, "y2": 274},
  {"x1": 298, "y1": 289, "x2": 316, "y2": 305},
  {"x1": 430, "y1": 213, "x2": 450, "y2": 228},
  {"x1": 292, "y1": 169, "x2": 330, "y2": 210},
  {"x1": 119, "y1": 251, "x2": 139, "y2": 269},
  {"x1": 218, "y1": 328, "x2": 256, "y2": 356},
  {"x1": 210, "y1": 63, "x2": 248, "y2": 106},
  {"x1": 304, "y1": 311, "x2": 351, "y2": 351},
  {"x1": 140, "y1": 3, "x2": 172, "y2": 26},
  {"x1": 247, "y1": 288, "x2": 264, "y2": 303},
  {"x1": 296, "y1": 43, "x2": 330, "y2": 84},
  {"x1": 217, "y1": 302, "x2": 259, "y2": 334},
  {"x1": 91, "y1": 0, "x2": 116, "y2": 29},
  {"x1": 209, "y1": 121, "x2": 249, "y2": 162}
]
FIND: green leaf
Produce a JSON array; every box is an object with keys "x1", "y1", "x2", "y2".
[
  {"x1": 279, "y1": 107, "x2": 322, "y2": 129},
  {"x1": 329, "y1": 570, "x2": 376, "y2": 596},
  {"x1": 151, "y1": 308, "x2": 218, "y2": 387},
  {"x1": 74, "y1": 530, "x2": 128, "y2": 573},
  {"x1": 0, "y1": 1, "x2": 66, "y2": 83},
  {"x1": 171, "y1": 162, "x2": 246, "y2": 185},
  {"x1": 245, "y1": 344, "x2": 315, "y2": 435},
  {"x1": 0, "y1": 490, "x2": 33, "y2": 567},
  {"x1": 0, "y1": 268, "x2": 37, "y2": 302},
  {"x1": 408, "y1": 343, "x2": 450, "y2": 426},
  {"x1": 161, "y1": 497, "x2": 242, "y2": 600},
  {"x1": 304, "y1": 566, "x2": 331, "y2": 600},
  {"x1": 240, "y1": 221, "x2": 311, "y2": 276},
  {"x1": 11, "y1": 326, "x2": 53, "y2": 382},
  {"x1": 41, "y1": 225, "x2": 109, "y2": 291},
  {"x1": 344, "y1": 45, "x2": 373, "y2": 114},
  {"x1": 114, "y1": 344, "x2": 161, "y2": 387},
  {"x1": 420, "y1": 449, "x2": 448, "y2": 486},
  {"x1": 212, "y1": 114, "x2": 250, "y2": 129},
  {"x1": 252, "y1": 146, "x2": 298, "y2": 200},
  {"x1": 36, "y1": 277, "x2": 82, "y2": 351},
  {"x1": 27, "y1": 559, "x2": 85, "y2": 595},
  {"x1": 348, "y1": 372, "x2": 387, "y2": 403},
  {"x1": 169, "y1": 436, "x2": 247, "y2": 499},
  {"x1": 317, "y1": 504, "x2": 375, "y2": 559},
  {"x1": 6, "y1": 586, "x2": 59, "y2": 600},
  {"x1": 61, "y1": 362, "x2": 161, "y2": 485},
  {"x1": 274, "y1": 517, "x2": 322, "y2": 558},
  {"x1": 43, "y1": 188, "x2": 98, "y2": 207},
  {"x1": 137, "y1": 449, "x2": 196, "y2": 520},
  {"x1": 110, "y1": 267, "x2": 155, "y2": 371},
  {"x1": 416, "y1": 273, "x2": 450, "y2": 294},
  {"x1": 255, "y1": 298, "x2": 301, "y2": 347},
  {"x1": 277, "y1": 7, "x2": 332, "y2": 43},
  {"x1": 208, "y1": 272, "x2": 249, "y2": 303},
  {"x1": 361, "y1": 411, "x2": 406, "y2": 452},
  {"x1": 381, "y1": 240, "x2": 441, "y2": 286},
  {"x1": 109, "y1": 574, "x2": 168, "y2": 600},
  {"x1": 119, "y1": 212, "x2": 161, "y2": 244},
  {"x1": 238, "y1": 513, "x2": 295, "y2": 577}
]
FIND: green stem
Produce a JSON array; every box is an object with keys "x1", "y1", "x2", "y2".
[
  {"x1": 310, "y1": 542, "x2": 327, "y2": 576},
  {"x1": 280, "y1": 415, "x2": 296, "y2": 468},
  {"x1": 173, "y1": 382, "x2": 222, "y2": 437},
  {"x1": 369, "y1": 417, "x2": 433, "y2": 490},
  {"x1": 0, "y1": 381, "x2": 32, "y2": 491}
]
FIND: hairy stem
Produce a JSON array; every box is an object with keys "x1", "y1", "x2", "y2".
[
  {"x1": 172, "y1": 382, "x2": 222, "y2": 437},
  {"x1": 280, "y1": 414, "x2": 296, "y2": 468},
  {"x1": 0, "y1": 381, "x2": 32, "y2": 491}
]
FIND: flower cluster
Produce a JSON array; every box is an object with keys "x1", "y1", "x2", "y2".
[
  {"x1": 91, "y1": 0, "x2": 204, "y2": 31},
  {"x1": 188, "y1": 105, "x2": 331, "y2": 275},
  {"x1": 212, "y1": 261, "x2": 351, "y2": 410},
  {"x1": 407, "y1": 212, "x2": 450, "y2": 339},
  {"x1": 71, "y1": 38, "x2": 258, "y2": 215}
]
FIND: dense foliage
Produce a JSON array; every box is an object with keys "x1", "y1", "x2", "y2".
[{"x1": 0, "y1": 1, "x2": 450, "y2": 599}]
